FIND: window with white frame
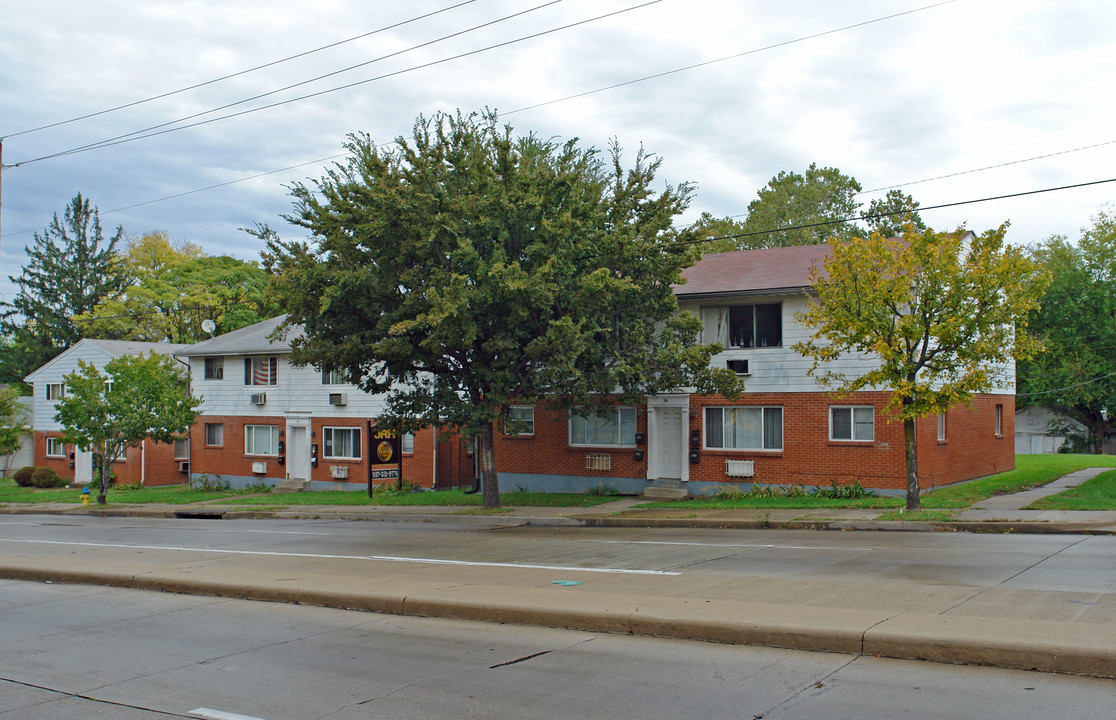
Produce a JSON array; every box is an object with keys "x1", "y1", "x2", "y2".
[
  {"x1": 702, "y1": 303, "x2": 782, "y2": 348},
  {"x1": 174, "y1": 438, "x2": 190, "y2": 460},
  {"x1": 321, "y1": 368, "x2": 348, "y2": 385},
  {"x1": 245, "y1": 425, "x2": 279, "y2": 455},
  {"x1": 995, "y1": 404, "x2": 1003, "y2": 436},
  {"x1": 45, "y1": 437, "x2": 66, "y2": 457},
  {"x1": 402, "y1": 433, "x2": 415, "y2": 453},
  {"x1": 244, "y1": 357, "x2": 278, "y2": 386},
  {"x1": 46, "y1": 383, "x2": 65, "y2": 400},
  {"x1": 705, "y1": 406, "x2": 783, "y2": 450},
  {"x1": 830, "y1": 406, "x2": 874, "y2": 442},
  {"x1": 505, "y1": 406, "x2": 534, "y2": 435},
  {"x1": 569, "y1": 407, "x2": 636, "y2": 447},
  {"x1": 937, "y1": 413, "x2": 947, "y2": 441},
  {"x1": 323, "y1": 427, "x2": 361, "y2": 460},
  {"x1": 205, "y1": 423, "x2": 224, "y2": 447},
  {"x1": 204, "y1": 357, "x2": 224, "y2": 380}
]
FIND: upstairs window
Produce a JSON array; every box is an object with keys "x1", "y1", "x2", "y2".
[
  {"x1": 321, "y1": 368, "x2": 348, "y2": 385},
  {"x1": 46, "y1": 383, "x2": 65, "y2": 400},
  {"x1": 204, "y1": 357, "x2": 224, "y2": 380},
  {"x1": 702, "y1": 304, "x2": 782, "y2": 348},
  {"x1": 244, "y1": 357, "x2": 278, "y2": 386}
]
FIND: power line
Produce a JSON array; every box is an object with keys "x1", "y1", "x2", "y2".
[
  {"x1": 692, "y1": 178, "x2": 1116, "y2": 247},
  {"x1": 9, "y1": 0, "x2": 651, "y2": 166},
  {"x1": 1, "y1": 1, "x2": 478, "y2": 141},
  {"x1": 505, "y1": 0, "x2": 956, "y2": 117},
  {"x1": 1017, "y1": 370, "x2": 1116, "y2": 398}
]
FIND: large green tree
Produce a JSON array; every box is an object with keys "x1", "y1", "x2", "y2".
[
  {"x1": 263, "y1": 111, "x2": 740, "y2": 508},
  {"x1": 1019, "y1": 208, "x2": 1116, "y2": 451},
  {"x1": 794, "y1": 225, "x2": 1046, "y2": 510},
  {"x1": 0, "y1": 386, "x2": 30, "y2": 477},
  {"x1": 74, "y1": 231, "x2": 277, "y2": 343},
  {"x1": 693, "y1": 168, "x2": 925, "y2": 251},
  {"x1": 55, "y1": 353, "x2": 201, "y2": 505},
  {"x1": 0, "y1": 194, "x2": 129, "y2": 381}
]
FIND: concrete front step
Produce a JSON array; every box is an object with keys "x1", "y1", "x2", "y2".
[
  {"x1": 643, "y1": 479, "x2": 689, "y2": 500},
  {"x1": 273, "y1": 479, "x2": 310, "y2": 494}
]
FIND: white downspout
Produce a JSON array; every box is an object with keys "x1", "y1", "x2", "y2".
[{"x1": 141, "y1": 439, "x2": 146, "y2": 485}]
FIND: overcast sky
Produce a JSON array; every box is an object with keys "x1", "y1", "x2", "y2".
[{"x1": 2, "y1": 0, "x2": 1115, "y2": 301}]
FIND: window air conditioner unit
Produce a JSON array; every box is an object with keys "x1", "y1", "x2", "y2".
[
  {"x1": 250, "y1": 393, "x2": 267, "y2": 405},
  {"x1": 726, "y1": 359, "x2": 750, "y2": 376},
  {"x1": 725, "y1": 459, "x2": 755, "y2": 477},
  {"x1": 178, "y1": 461, "x2": 190, "y2": 473},
  {"x1": 330, "y1": 465, "x2": 349, "y2": 479},
  {"x1": 328, "y1": 393, "x2": 347, "y2": 406},
  {"x1": 252, "y1": 462, "x2": 267, "y2": 474}
]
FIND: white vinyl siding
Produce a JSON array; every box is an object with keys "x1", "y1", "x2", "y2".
[
  {"x1": 830, "y1": 406, "x2": 874, "y2": 442},
  {"x1": 323, "y1": 427, "x2": 361, "y2": 460},
  {"x1": 245, "y1": 425, "x2": 279, "y2": 455},
  {"x1": 705, "y1": 406, "x2": 783, "y2": 451},
  {"x1": 569, "y1": 407, "x2": 636, "y2": 447}
]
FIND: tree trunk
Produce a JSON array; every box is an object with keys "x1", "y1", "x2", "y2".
[
  {"x1": 97, "y1": 446, "x2": 110, "y2": 506},
  {"x1": 1094, "y1": 416, "x2": 1106, "y2": 455},
  {"x1": 904, "y1": 416, "x2": 920, "y2": 512},
  {"x1": 478, "y1": 421, "x2": 500, "y2": 509}
]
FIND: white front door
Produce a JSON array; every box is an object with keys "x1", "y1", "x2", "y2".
[
  {"x1": 74, "y1": 449, "x2": 93, "y2": 485},
  {"x1": 287, "y1": 425, "x2": 311, "y2": 483},
  {"x1": 656, "y1": 408, "x2": 684, "y2": 480}
]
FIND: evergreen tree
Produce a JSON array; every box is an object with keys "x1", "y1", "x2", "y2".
[{"x1": 0, "y1": 194, "x2": 129, "y2": 380}]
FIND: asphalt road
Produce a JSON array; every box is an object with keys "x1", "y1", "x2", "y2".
[
  {"x1": 3, "y1": 580, "x2": 1115, "y2": 720},
  {"x1": 1, "y1": 514, "x2": 1114, "y2": 617}
]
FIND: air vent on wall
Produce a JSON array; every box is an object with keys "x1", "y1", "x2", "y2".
[
  {"x1": 250, "y1": 393, "x2": 267, "y2": 405},
  {"x1": 585, "y1": 453, "x2": 612, "y2": 471},
  {"x1": 328, "y1": 393, "x2": 347, "y2": 406},
  {"x1": 725, "y1": 459, "x2": 755, "y2": 477},
  {"x1": 330, "y1": 465, "x2": 349, "y2": 479}
]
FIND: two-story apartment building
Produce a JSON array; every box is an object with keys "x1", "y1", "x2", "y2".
[
  {"x1": 24, "y1": 339, "x2": 193, "y2": 485},
  {"x1": 178, "y1": 316, "x2": 473, "y2": 490},
  {"x1": 490, "y1": 243, "x2": 1015, "y2": 496}
]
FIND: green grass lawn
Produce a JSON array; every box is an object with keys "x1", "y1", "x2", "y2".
[
  {"x1": 919, "y1": 453, "x2": 1116, "y2": 508},
  {"x1": 4, "y1": 453, "x2": 1116, "y2": 511},
  {"x1": 1026, "y1": 468, "x2": 1116, "y2": 510},
  {"x1": 215, "y1": 489, "x2": 621, "y2": 508}
]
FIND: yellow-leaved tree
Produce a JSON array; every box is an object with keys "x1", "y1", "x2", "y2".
[{"x1": 794, "y1": 225, "x2": 1047, "y2": 510}]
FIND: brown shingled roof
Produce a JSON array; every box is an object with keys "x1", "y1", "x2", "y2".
[{"x1": 675, "y1": 244, "x2": 832, "y2": 298}]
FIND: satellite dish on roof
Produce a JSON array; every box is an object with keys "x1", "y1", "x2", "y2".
[{"x1": 201, "y1": 319, "x2": 217, "y2": 335}]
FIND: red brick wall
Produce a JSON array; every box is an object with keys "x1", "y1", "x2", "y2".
[
  {"x1": 490, "y1": 392, "x2": 1016, "y2": 493},
  {"x1": 188, "y1": 416, "x2": 440, "y2": 489},
  {"x1": 494, "y1": 404, "x2": 649, "y2": 481},
  {"x1": 33, "y1": 432, "x2": 186, "y2": 486}
]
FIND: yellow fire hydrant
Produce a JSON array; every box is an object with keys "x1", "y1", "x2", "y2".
[{"x1": 81, "y1": 486, "x2": 90, "y2": 507}]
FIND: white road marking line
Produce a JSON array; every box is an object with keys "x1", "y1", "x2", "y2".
[
  {"x1": 190, "y1": 708, "x2": 271, "y2": 720},
  {"x1": 0, "y1": 519, "x2": 333, "y2": 535},
  {"x1": 0, "y1": 537, "x2": 679, "y2": 575},
  {"x1": 590, "y1": 539, "x2": 873, "y2": 551}
]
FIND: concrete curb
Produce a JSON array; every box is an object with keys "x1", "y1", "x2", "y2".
[{"x1": 4, "y1": 562, "x2": 1114, "y2": 679}]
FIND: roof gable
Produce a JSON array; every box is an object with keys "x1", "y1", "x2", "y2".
[{"x1": 24, "y1": 338, "x2": 190, "y2": 382}]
